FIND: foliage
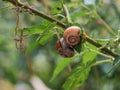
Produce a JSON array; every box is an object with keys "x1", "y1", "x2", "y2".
[{"x1": 0, "y1": 0, "x2": 120, "y2": 90}]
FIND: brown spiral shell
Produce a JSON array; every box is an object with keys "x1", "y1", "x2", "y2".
[
  {"x1": 63, "y1": 26, "x2": 81, "y2": 46},
  {"x1": 57, "y1": 47, "x2": 74, "y2": 57},
  {"x1": 56, "y1": 38, "x2": 74, "y2": 57}
]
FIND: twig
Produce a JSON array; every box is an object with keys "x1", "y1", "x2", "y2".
[
  {"x1": 25, "y1": 50, "x2": 34, "y2": 75},
  {"x1": 3, "y1": 0, "x2": 66, "y2": 27},
  {"x1": 14, "y1": 6, "x2": 20, "y2": 49},
  {"x1": 93, "y1": 59, "x2": 113, "y2": 66},
  {"x1": 3, "y1": 0, "x2": 119, "y2": 58},
  {"x1": 54, "y1": 27, "x2": 61, "y2": 40},
  {"x1": 61, "y1": 1, "x2": 72, "y2": 73},
  {"x1": 15, "y1": 6, "x2": 19, "y2": 35},
  {"x1": 94, "y1": 11, "x2": 115, "y2": 35},
  {"x1": 62, "y1": 2, "x2": 72, "y2": 23},
  {"x1": 68, "y1": 64, "x2": 72, "y2": 72}
]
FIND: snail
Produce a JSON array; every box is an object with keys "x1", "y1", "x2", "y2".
[
  {"x1": 63, "y1": 26, "x2": 81, "y2": 46},
  {"x1": 56, "y1": 38, "x2": 74, "y2": 57}
]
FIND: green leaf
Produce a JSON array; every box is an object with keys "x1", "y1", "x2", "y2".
[
  {"x1": 19, "y1": 21, "x2": 54, "y2": 35},
  {"x1": 38, "y1": 22, "x2": 56, "y2": 45},
  {"x1": 63, "y1": 42, "x2": 97, "y2": 90},
  {"x1": 26, "y1": 41, "x2": 39, "y2": 54},
  {"x1": 82, "y1": 42, "x2": 98, "y2": 65},
  {"x1": 51, "y1": 2, "x2": 62, "y2": 14},
  {"x1": 50, "y1": 58, "x2": 73, "y2": 81},
  {"x1": 82, "y1": 51, "x2": 97, "y2": 65},
  {"x1": 63, "y1": 60, "x2": 94, "y2": 90}
]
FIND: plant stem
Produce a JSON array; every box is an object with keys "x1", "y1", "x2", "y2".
[
  {"x1": 61, "y1": 2, "x2": 73, "y2": 73},
  {"x1": 68, "y1": 64, "x2": 72, "y2": 72},
  {"x1": 87, "y1": 47, "x2": 114, "y2": 59},
  {"x1": 94, "y1": 11, "x2": 115, "y2": 35},
  {"x1": 93, "y1": 59, "x2": 113, "y2": 66},
  {"x1": 80, "y1": 3, "x2": 90, "y2": 11},
  {"x1": 63, "y1": 4, "x2": 72, "y2": 23},
  {"x1": 5, "y1": 0, "x2": 66, "y2": 27}
]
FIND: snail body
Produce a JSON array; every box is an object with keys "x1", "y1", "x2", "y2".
[{"x1": 63, "y1": 26, "x2": 81, "y2": 46}]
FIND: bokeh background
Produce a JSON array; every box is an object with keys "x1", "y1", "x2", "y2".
[{"x1": 0, "y1": 0, "x2": 120, "y2": 90}]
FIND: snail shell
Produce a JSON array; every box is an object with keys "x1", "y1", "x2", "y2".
[
  {"x1": 56, "y1": 38, "x2": 67, "y2": 49},
  {"x1": 58, "y1": 47, "x2": 74, "y2": 57},
  {"x1": 56, "y1": 38, "x2": 74, "y2": 57},
  {"x1": 63, "y1": 26, "x2": 81, "y2": 46}
]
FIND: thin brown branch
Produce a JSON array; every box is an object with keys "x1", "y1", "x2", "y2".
[
  {"x1": 25, "y1": 52, "x2": 34, "y2": 75},
  {"x1": 3, "y1": 0, "x2": 119, "y2": 58},
  {"x1": 3, "y1": 0, "x2": 65, "y2": 27}
]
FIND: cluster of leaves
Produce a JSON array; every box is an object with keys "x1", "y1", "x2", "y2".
[
  {"x1": 1, "y1": 0, "x2": 120, "y2": 90},
  {"x1": 15, "y1": 0, "x2": 120, "y2": 90}
]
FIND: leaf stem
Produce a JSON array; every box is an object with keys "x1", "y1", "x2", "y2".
[
  {"x1": 60, "y1": 0, "x2": 72, "y2": 23},
  {"x1": 94, "y1": 11, "x2": 115, "y2": 35},
  {"x1": 80, "y1": 3, "x2": 90, "y2": 11},
  {"x1": 93, "y1": 59, "x2": 113, "y2": 66},
  {"x1": 63, "y1": 4, "x2": 72, "y2": 23},
  {"x1": 87, "y1": 47, "x2": 114, "y2": 59}
]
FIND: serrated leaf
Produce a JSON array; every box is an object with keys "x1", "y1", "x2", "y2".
[
  {"x1": 63, "y1": 42, "x2": 97, "y2": 90},
  {"x1": 82, "y1": 51, "x2": 97, "y2": 65},
  {"x1": 38, "y1": 22, "x2": 56, "y2": 45},
  {"x1": 50, "y1": 58, "x2": 73, "y2": 81},
  {"x1": 63, "y1": 60, "x2": 94, "y2": 90},
  {"x1": 18, "y1": 21, "x2": 54, "y2": 35},
  {"x1": 82, "y1": 42, "x2": 98, "y2": 65}
]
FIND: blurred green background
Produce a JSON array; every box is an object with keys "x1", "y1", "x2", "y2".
[{"x1": 0, "y1": 0, "x2": 120, "y2": 90}]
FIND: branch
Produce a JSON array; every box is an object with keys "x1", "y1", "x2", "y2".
[
  {"x1": 3, "y1": 0, "x2": 65, "y2": 27},
  {"x1": 3, "y1": 0, "x2": 119, "y2": 58}
]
